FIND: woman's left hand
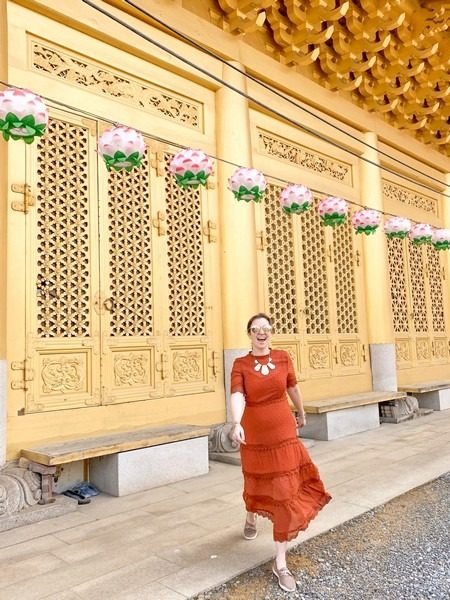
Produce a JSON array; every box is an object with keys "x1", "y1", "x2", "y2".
[{"x1": 294, "y1": 411, "x2": 306, "y2": 428}]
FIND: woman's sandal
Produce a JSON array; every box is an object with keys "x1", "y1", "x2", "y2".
[{"x1": 243, "y1": 516, "x2": 257, "y2": 540}]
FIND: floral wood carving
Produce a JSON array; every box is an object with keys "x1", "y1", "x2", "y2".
[
  {"x1": 41, "y1": 357, "x2": 83, "y2": 394},
  {"x1": 31, "y1": 41, "x2": 201, "y2": 130}
]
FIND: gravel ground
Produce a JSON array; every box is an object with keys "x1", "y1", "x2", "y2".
[{"x1": 193, "y1": 472, "x2": 450, "y2": 600}]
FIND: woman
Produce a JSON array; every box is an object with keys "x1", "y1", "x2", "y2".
[{"x1": 230, "y1": 313, "x2": 331, "y2": 593}]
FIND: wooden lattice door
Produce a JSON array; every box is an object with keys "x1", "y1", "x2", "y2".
[
  {"x1": 257, "y1": 183, "x2": 369, "y2": 390},
  {"x1": 22, "y1": 112, "x2": 220, "y2": 413},
  {"x1": 387, "y1": 237, "x2": 450, "y2": 369}
]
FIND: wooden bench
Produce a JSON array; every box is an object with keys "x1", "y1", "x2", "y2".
[
  {"x1": 301, "y1": 391, "x2": 407, "y2": 441},
  {"x1": 398, "y1": 380, "x2": 450, "y2": 412},
  {"x1": 20, "y1": 424, "x2": 210, "y2": 500}
]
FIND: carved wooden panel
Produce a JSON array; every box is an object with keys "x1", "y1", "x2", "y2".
[
  {"x1": 264, "y1": 184, "x2": 298, "y2": 334},
  {"x1": 338, "y1": 342, "x2": 359, "y2": 367},
  {"x1": 426, "y1": 246, "x2": 446, "y2": 334},
  {"x1": 27, "y1": 346, "x2": 99, "y2": 413},
  {"x1": 36, "y1": 119, "x2": 91, "y2": 338},
  {"x1": 258, "y1": 130, "x2": 352, "y2": 184},
  {"x1": 308, "y1": 342, "x2": 332, "y2": 371},
  {"x1": 409, "y1": 244, "x2": 428, "y2": 334},
  {"x1": 31, "y1": 40, "x2": 202, "y2": 130},
  {"x1": 166, "y1": 342, "x2": 212, "y2": 395},
  {"x1": 300, "y1": 202, "x2": 330, "y2": 335},
  {"x1": 388, "y1": 235, "x2": 449, "y2": 368},
  {"x1": 382, "y1": 181, "x2": 438, "y2": 215},
  {"x1": 164, "y1": 154, "x2": 206, "y2": 337},
  {"x1": 333, "y1": 220, "x2": 358, "y2": 335},
  {"x1": 387, "y1": 238, "x2": 409, "y2": 334},
  {"x1": 271, "y1": 340, "x2": 302, "y2": 376},
  {"x1": 107, "y1": 154, "x2": 153, "y2": 337},
  {"x1": 395, "y1": 339, "x2": 412, "y2": 366}
]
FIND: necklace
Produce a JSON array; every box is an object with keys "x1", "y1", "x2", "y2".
[{"x1": 253, "y1": 355, "x2": 276, "y2": 376}]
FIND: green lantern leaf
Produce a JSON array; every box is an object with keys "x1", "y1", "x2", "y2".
[{"x1": 21, "y1": 114, "x2": 37, "y2": 127}]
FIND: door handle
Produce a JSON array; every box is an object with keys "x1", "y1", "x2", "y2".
[{"x1": 103, "y1": 297, "x2": 114, "y2": 312}]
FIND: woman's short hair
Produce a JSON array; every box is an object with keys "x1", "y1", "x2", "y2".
[{"x1": 246, "y1": 313, "x2": 273, "y2": 333}]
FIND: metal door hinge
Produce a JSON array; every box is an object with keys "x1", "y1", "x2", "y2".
[
  {"x1": 150, "y1": 142, "x2": 167, "y2": 176},
  {"x1": 256, "y1": 231, "x2": 267, "y2": 251},
  {"x1": 156, "y1": 352, "x2": 168, "y2": 380},
  {"x1": 11, "y1": 359, "x2": 34, "y2": 390},
  {"x1": 11, "y1": 184, "x2": 35, "y2": 214},
  {"x1": 208, "y1": 351, "x2": 220, "y2": 376},
  {"x1": 203, "y1": 220, "x2": 217, "y2": 243},
  {"x1": 152, "y1": 211, "x2": 166, "y2": 236},
  {"x1": 361, "y1": 344, "x2": 367, "y2": 362}
]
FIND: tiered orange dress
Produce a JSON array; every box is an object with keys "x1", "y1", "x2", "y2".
[{"x1": 231, "y1": 348, "x2": 331, "y2": 542}]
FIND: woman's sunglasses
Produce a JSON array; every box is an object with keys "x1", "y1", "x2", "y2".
[{"x1": 250, "y1": 326, "x2": 272, "y2": 334}]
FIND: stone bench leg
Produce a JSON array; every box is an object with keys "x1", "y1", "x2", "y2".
[
  {"x1": 411, "y1": 389, "x2": 450, "y2": 411},
  {"x1": 90, "y1": 436, "x2": 209, "y2": 496},
  {"x1": 301, "y1": 404, "x2": 380, "y2": 441},
  {"x1": 26, "y1": 461, "x2": 57, "y2": 504}
]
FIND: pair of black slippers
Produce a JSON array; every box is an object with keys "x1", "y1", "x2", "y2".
[{"x1": 63, "y1": 482, "x2": 99, "y2": 505}]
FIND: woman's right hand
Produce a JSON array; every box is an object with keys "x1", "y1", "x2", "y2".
[{"x1": 231, "y1": 423, "x2": 246, "y2": 445}]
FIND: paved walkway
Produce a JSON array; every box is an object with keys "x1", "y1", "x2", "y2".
[{"x1": 0, "y1": 410, "x2": 449, "y2": 600}]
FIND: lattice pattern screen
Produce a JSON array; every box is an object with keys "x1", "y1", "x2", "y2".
[
  {"x1": 36, "y1": 119, "x2": 90, "y2": 337},
  {"x1": 300, "y1": 202, "x2": 330, "y2": 334},
  {"x1": 108, "y1": 153, "x2": 153, "y2": 336},
  {"x1": 333, "y1": 220, "x2": 358, "y2": 334},
  {"x1": 264, "y1": 184, "x2": 298, "y2": 334},
  {"x1": 164, "y1": 153, "x2": 206, "y2": 336},
  {"x1": 409, "y1": 244, "x2": 428, "y2": 333},
  {"x1": 426, "y1": 246, "x2": 446, "y2": 333},
  {"x1": 387, "y1": 238, "x2": 409, "y2": 334}
]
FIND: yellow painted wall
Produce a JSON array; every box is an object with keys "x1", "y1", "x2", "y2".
[{"x1": 3, "y1": 0, "x2": 450, "y2": 457}]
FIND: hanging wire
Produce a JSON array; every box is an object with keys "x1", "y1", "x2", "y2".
[
  {"x1": 0, "y1": 78, "x2": 445, "y2": 229},
  {"x1": 122, "y1": 0, "x2": 450, "y2": 192},
  {"x1": 79, "y1": 0, "x2": 450, "y2": 200}
]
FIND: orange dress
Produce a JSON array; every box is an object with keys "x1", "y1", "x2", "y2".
[{"x1": 231, "y1": 348, "x2": 331, "y2": 542}]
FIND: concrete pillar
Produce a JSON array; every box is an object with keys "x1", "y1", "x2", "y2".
[
  {"x1": 360, "y1": 132, "x2": 397, "y2": 391},
  {"x1": 216, "y1": 62, "x2": 258, "y2": 415},
  {"x1": 0, "y1": 0, "x2": 8, "y2": 466}
]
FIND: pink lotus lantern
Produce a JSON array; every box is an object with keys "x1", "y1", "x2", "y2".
[
  {"x1": 384, "y1": 217, "x2": 411, "y2": 239},
  {"x1": 98, "y1": 125, "x2": 146, "y2": 171},
  {"x1": 279, "y1": 184, "x2": 312, "y2": 215},
  {"x1": 0, "y1": 87, "x2": 48, "y2": 143},
  {"x1": 317, "y1": 196, "x2": 348, "y2": 226},
  {"x1": 229, "y1": 167, "x2": 267, "y2": 202},
  {"x1": 432, "y1": 228, "x2": 450, "y2": 250},
  {"x1": 409, "y1": 223, "x2": 433, "y2": 245},
  {"x1": 351, "y1": 209, "x2": 381, "y2": 235},
  {"x1": 169, "y1": 148, "x2": 214, "y2": 189}
]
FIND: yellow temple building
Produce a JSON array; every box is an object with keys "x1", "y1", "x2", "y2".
[{"x1": 1, "y1": 0, "x2": 450, "y2": 490}]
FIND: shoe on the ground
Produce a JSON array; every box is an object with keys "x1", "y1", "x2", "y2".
[
  {"x1": 72, "y1": 482, "x2": 99, "y2": 498},
  {"x1": 63, "y1": 490, "x2": 91, "y2": 505},
  {"x1": 272, "y1": 562, "x2": 296, "y2": 592},
  {"x1": 243, "y1": 517, "x2": 257, "y2": 540}
]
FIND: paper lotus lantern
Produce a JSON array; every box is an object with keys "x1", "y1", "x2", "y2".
[
  {"x1": 384, "y1": 217, "x2": 412, "y2": 239},
  {"x1": 351, "y1": 209, "x2": 381, "y2": 235},
  {"x1": 0, "y1": 87, "x2": 48, "y2": 143},
  {"x1": 229, "y1": 167, "x2": 266, "y2": 202},
  {"x1": 279, "y1": 184, "x2": 312, "y2": 215},
  {"x1": 98, "y1": 126, "x2": 146, "y2": 171},
  {"x1": 169, "y1": 148, "x2": 214, "y2": 189},
  {"x1": 409, "y1": 223, "x2": 433, "y2": 245},
  {"x1": 432, "y1": 229, "x2": 450, "y2": 250},
  {"x1": 317, "y1": 197, "x2": 348, "y2": 226}
]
